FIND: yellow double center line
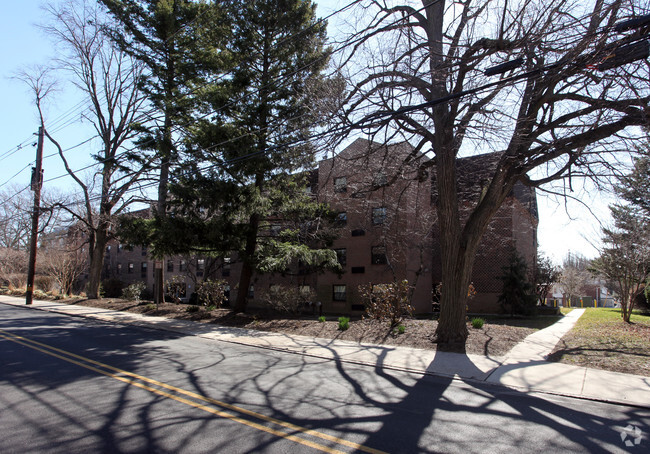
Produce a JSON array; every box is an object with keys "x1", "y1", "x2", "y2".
[{"x1": 0, "y1": 328, "x2": 386, "y2": 454}]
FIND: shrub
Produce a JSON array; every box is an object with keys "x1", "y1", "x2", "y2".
[
  {"x1": 397, "y1": 324, "x2": 406, "y2": 335},
  {"x1": 498, "y1": 253, "x2": 538, "y2": 316},
  {"x1": 165, "y1": 275, "x2": 186, "y2": 304},
  {"x1": 262, "y1": 285, "x2": 316, "y2": 314},
  {"x1": 206, "y1": 304, "x2": 217, "y2": 311},
  {"x1": 144, "y1": 303, "x2": 157, "y2": 311},
  {"x1": 186, "y1": 305, "x2": 200, "y2": 313},
  {"x1": 35, "y1": 275, "x2": 55, "y2": 293},
  {"x1": 471, "y1": 317, "x2": 485, "y2": 329},
  {"x1": 102, "y1": 278, "x2": 125, "y2": 298},
  {"x1": 318, "y1": 315, "x2": 326, "y2": 323},
  {"x1": 7, "y1": 275, "x2": 26, "y2": 291},
  {"x1": 197, "y1": 279, "x2": 228, "y2": 308},
  {"x1": 122, "y1": 282, "x2": 146, "y2": 302},
  {"x1": 338, "y1": 316, "x2": 350, "y2": 331},
  {"x1": 140, "y1": 287, "x2": 154, "y2": 301},
  {"x1": 33, "y1": 290, "x2": 49, "y2": 300},
  {"x1": 359, "y1": 280, "x2": 414, "y2": 327}
]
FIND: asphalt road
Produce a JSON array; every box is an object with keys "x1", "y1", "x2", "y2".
[{"x1": 0, "y1": 303, "x2": 648, "y2": 453}]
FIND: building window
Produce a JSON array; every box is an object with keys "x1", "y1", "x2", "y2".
[
  {"x1": 336, "y1": 212, "x2": 347, "y2": 227},
  {"x1": 372, "y1": 207, "x2": 387, "y2": 225},
  {"x1": 179, "y1": 260, "x2": 187, "y2": 271},
  {"x1": 351, "y1": 266, "x2": 365, "y2": 274},
  {"x1": 127, "y1": 262, "x2": 134, "y2": 274},
  {"x1": 334, "y1": 248, "x2": 347, "y2": 266},
  {"x1": 373, "y1": 171, "x2": 388, "y2": 188},
  {"x1": 118, "y1": 244, "x2": 123, "y2": 253},
  {"x1": 333, "y1": 285, "x2": 347, "y2": 302},
  {"x1": 334, "y1": 176, "x2": 347, "y2": 193},
  {"x1": 106, "y1": 245, "x2": 111, "y2": 253},
  {"x1": 222, "y1": 257, "x2": 231, "y2": 277},
  {"x1": 351, "y1": 229, "x2": 365, "y2": 237},
  {"x1": 141, "y1": 262, "x2": 148, "y2": 272},
  {"x1": 197, "y1": 258, "x2": 205, "y2": 271},
  {"x1": 141, "y1": 246, "x2": 147, "y2": 256},
  {"x1": 117, "y1": 263, "x2": 122, "y2": 275},
  {"x1": 167, "y1": 260, "x2": 174, "y2": 272},
  {"x1": 371, "y1": 246, "x2": 387, "y2": 265},
  {"x1": 248, "y1": 285, "x2": 255, "y2": 298}
]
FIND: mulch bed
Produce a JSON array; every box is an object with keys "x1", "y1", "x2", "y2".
[{"x1": 70, "y1": 299, "x2": 541, "y2": 357}]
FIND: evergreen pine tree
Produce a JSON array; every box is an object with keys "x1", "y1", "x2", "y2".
[
  {"x1": 498, "y1": 253, "x2": 537, "y2": 316},
  {"x1": 99, "y1": 0, "x2": 229, "y2": 302},
  {"x1": 153, "y1": 0, "x2": 338, "y2": 312}
]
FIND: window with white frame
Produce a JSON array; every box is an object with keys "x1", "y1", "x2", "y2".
[{"x1": 333, "y1": 285, "x2": 347, "y2": 301}]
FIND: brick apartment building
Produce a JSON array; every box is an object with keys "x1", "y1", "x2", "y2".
[{"x1": 102, "y1": 138, "x2": 537, "y2": 314}]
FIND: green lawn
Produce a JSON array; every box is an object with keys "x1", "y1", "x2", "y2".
[{"x1": 548, "y1": 308, "x2": 650, "y2": 376}]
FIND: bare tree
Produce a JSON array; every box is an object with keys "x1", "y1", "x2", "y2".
[
  {"x1": 0, "y1": 185, "x2": 65, "y2": 251},
  {"x1": 1, "y1": 186, "x2": 40, "y2": 250},
  {"x1": 329, "y1": 0, "x2": 650, "y2": 343},
  {"x1": 39, "y1": 232, "x2": 88, "y2": 296},
  {"x1": 559, "y1": 264, "x2": 590, "y2": 306},
  {"x1": 0, "y1": 248, "x2": 29, "y2": 289},
  {"x1": 533, "y1": 253, "x2": 561, "y2": 305},
  {"x1": 35, "y1": 0, "x2": 153, "y2": 299}
]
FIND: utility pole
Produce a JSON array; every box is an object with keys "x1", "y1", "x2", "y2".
[{"x1": 26, "y1": 126, "x2": 44, "y2": 305}]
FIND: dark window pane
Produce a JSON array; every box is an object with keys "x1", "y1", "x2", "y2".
[{"x1": 371, "y1": 246, "x2": 387, "y2": 264}]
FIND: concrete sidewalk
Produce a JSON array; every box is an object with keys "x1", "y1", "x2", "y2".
[{"x1": 2, "y1": 296, "x2": 649, "y2": 408}]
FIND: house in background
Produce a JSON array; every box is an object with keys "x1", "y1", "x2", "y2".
[{"x1": 101, "y1": 138, "x2": 538, "y2": 314}]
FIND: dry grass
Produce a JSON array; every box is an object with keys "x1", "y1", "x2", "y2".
[{"x1": 548, "y1": 308, "x2": 650, "y2": 376}]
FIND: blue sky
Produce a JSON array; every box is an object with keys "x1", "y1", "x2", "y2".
[
  {"x1": 0, "y1": 1, "x2": 90, "y2": 197},
  {"x1": 0, "y1": 0, "x2": 608, "y2": 264}
]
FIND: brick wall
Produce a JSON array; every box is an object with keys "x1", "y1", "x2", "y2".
[{"x1": 97, "y1": 138, "x2": 537, "y2": 314}]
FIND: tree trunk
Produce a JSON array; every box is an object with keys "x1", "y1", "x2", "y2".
[
  {"x1": 233, "y1": 212, "x2": 260, "y2": 313},
  {"x1": 622, "y1": 288, "x2": 632, "y2": 323},
  {"x1": 154, "y1": 85, "x2": 174, "y2": 305},
  {"x1": 86, "y1": 228, "x2": 108, "y2": 299}
]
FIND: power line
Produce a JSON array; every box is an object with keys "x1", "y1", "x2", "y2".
[
  {"x1": 0, "y1": 0, "x2": 364, "y2": 191},
  {"x1": 6, "y1": 1, "x2": 642, "y2": 209}
]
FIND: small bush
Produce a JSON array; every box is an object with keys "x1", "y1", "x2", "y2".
[
  {"x1": 471, "y1": 317, "x2": 485, "y2": 329},
  {"x1": 144, "y1": 303, "x2": 157, "y2": 311},
  {"x1": 102, "y1": 278, "x2": 125, "y2": 298},
  {"x1": 197, "y1": 279, "x2": 228, "y2": 308},
  {"x1": 33, "y1": 290, "x2": 48, "y2": 300},
  {"x1": 338, "y1": 316, "x2": 350, "y2": 331},
  {"x1": 186, "y1": 305, "x2": 200, "y2": 313},
  {"x1": 262, "y1": 285, "x2": 315, "y2": 314},
  {"x1": 165, "y1": 275, "x2": 186, "y2": 304},
  {"x1": 498, "y1": 253, "x2": 537, "y2": 316},
  {"x1": 122, "y1": 282, "x2": 146, "y2": 302},
  {"x1": 206, "y1": 304, "x2": 217, "y2": 311},
  {"x1": 318, "y1": 315, "x2": 326, "y2": 323},
  {"x1": 140, "y1": 287, "x2": 154, "y2": 301},
  {"x1": 35, "y1": 275, "x2": 55, "y2": 293},
  {"x1": 359, "y1": 279, "x2": 414, "y2": 327},
  {"x1": 7, "y1": 275, "x2": 27, "y2": 291},
  {"x1": 397, "y1": 324, "x2": 406, "y2": 335}
]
